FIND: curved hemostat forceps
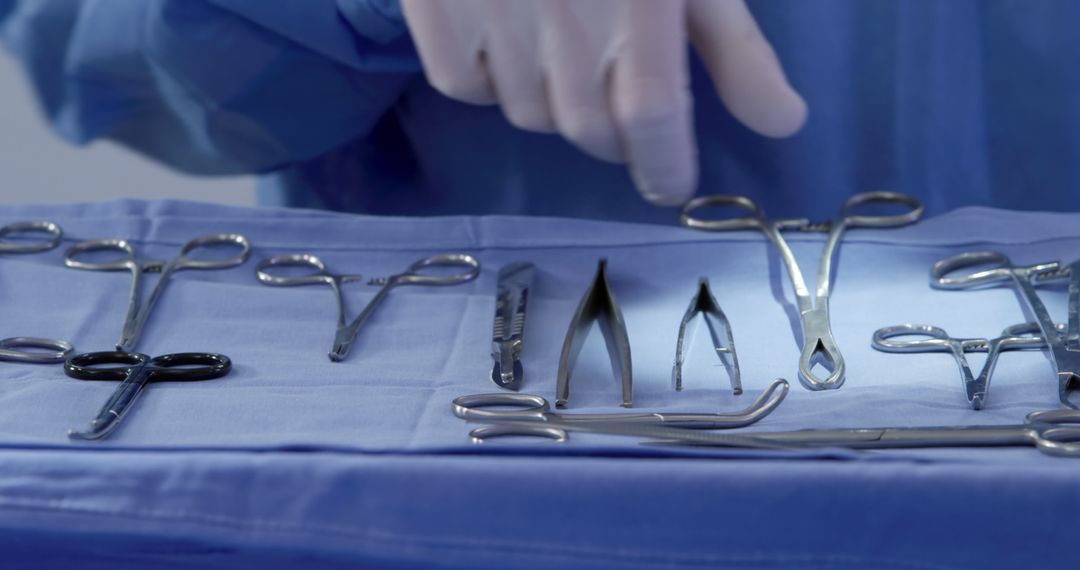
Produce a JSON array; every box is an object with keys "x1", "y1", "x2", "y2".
[
  {"x1": 556, "y1": 259, "x2": 632, "y2": 408},
  {"x1": 0, "y1": 221, "x2": 73, "y2": 363},
  {"x1": 453, "y1": 379, "x2": 789, "y2": 446},
  {"x1": 257, "y1": 253, "x2": 480, "y2": 361},
  {"x1": 65, "y1": 350, "x2": 231, "y2": 441},
  {"x1": 673, "y1": 278, "x2": 740, "y2": 395},
  {"x1": 649, "y1": 408, "x2": 1080, "y2": 458},
  {"x1": 874, "y1": 322, "x2": 1061, "y2": 410},
  {"x1": 65, "y1": 234, "x2": 251, "y2": 352},
  {"x1": 932, "y1": 251, "x2": 1080, "y2": 408},
  {"x1": 491, "y1": 262, "x2": 534, "y2": 390},
  {"x1": 681, "y1": 192, "x2": 923, "y2": 391}
]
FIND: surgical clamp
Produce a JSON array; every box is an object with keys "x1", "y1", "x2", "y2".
[
  {"x1": 65, "y1": 234, "x2": 251, "y2": 352},
  {"x1": 556, "y1": 259, "x2": 631, "y2": 408},
  {"x1": 672, "y1": 278, "x2": 741, "y2": 394},
  {"x1": 873, "y1": 322, "x2": 1061, "y2": 409},
  {"x1": 680, "y1": 191, "x2": 923, "y2": 391},
  {"x1": 257, "y1": 253, "x2": 480, "y2": 361},
  {"x1": 932, "y1": 252, "x2": 1080, "y2": 408}
]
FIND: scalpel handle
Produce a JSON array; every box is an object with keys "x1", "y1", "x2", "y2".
[{"x1": 490, "y1": 263, "x2": 534, "y2": 391}]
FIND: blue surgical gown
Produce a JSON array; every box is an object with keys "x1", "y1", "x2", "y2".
[{"x1": 2, "y1": 0, "x2": 1078, "y2": 223}]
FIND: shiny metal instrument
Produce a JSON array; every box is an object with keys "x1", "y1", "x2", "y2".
[
  {"x1": 650, "y1": 409, "x2": 1080, "y2": 458},
  {"x1": 680, "y1": 192, "x2": 923, "y2": 391},
  {"x1": 455, "y1": 378, "x2": 789, "y2": 444},
  {"x1": 556, "y1": 259, "x2": 632, "y2": 408},
  {"x1": 673, "y1": 278, "x2": 740, "y2": 395},
  {"x1": 65, "y1": 234, "x2": 251, "y2": 352},
  {"x1": 0, "y1": 220, "x2": 63, "y2": 253},
  {"x1": 932, "y1": 252, "x2": 1080, "y2": 408},
  {"x1": 66, "y1": 350, "x2": 231, "y2": 440},
  {"x1": 257, "y1": 253, "x2": 480, "y2": 361},
  {"x1": 491, "y1": 262, "x2": 534, "y2": 390},
  {"x1": 0, "y1": 221, "x2": 73, "y2": 363},
  {"x1": 873, "y1": 322, "x2": 1060, "y2": 410}
]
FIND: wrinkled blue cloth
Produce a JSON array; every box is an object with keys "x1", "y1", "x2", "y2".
[
  {"x1": 0, "y1": 200, "x2": 1078, "y2": 568},
  {"x1": 3, "y1": 1, "x2": 1080, "y2": 221}
]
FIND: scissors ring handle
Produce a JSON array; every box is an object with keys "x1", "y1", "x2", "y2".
[
  {"x1": 64, "y1": 239, "x2": 140, "y2": 271},
  {"x1": 872, "y1": 324, "x2": 953, "y2": 352},
  {"x1": 65, "y1": 351, "x2": 150, "y2": 381},
  {"x1": 399, "y1": 253, "x2": 480, "y2": 286},
  {"x1": 679, "y1": 195, "x2": 765, "y2": 231},
  {"x1": 1028, "y1": 423, "x2": 1080, "y2": 457},
  {"x1": 841, "y1": 191, "x2": 924, "y2": 228},
  {"x1": 0, "y1": 337, "x2": 73, "y2": 364},
  {"x1": 177, "y1": 233, "x2": 251, "y2": 269},
  {"x1": 255, "y1": 254, "x2": 340, "y2": 286},
  {"x1": 0, "y1": 221, "x2": 63, "y2": 254},
  {"x1": 469, "y1": 424, "x2": 569, "y2": 443},
  {"x1": 452, "y1": 393, "x2": 549, "y2": 421},
  {"x1": 930, "y1": 251, "x2": 1031, "y2": 290},
  {"x1": 147, "y1": 352, "x2": 231, "y2": 381}
]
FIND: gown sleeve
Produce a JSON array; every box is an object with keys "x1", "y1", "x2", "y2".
[{"x1": 0, "y1": 0, "x2": 420, "y2": 175}]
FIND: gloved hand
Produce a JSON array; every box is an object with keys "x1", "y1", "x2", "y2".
[{"x1": 401, "y1": 0, "x2": 807, "y2": 206}]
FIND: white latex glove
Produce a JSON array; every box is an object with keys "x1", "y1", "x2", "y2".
[{"x1": 401, "y1": 0, "x2": 807, "y2": 206}]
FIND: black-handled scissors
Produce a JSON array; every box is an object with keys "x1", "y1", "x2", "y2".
[{"x1": 65, "y1": 351, "x2": 231, "y2": 440}]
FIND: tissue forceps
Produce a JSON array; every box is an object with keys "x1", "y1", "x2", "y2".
[
  {"x1": 932, "y1": 252, "x2": 1080, "y2": 408},
  {"x1": 0, "y1": 221, "x2": 73, "y2": 363},
  {"x1": 556, "y1": 259, "x2": 631, "y2": 408},
  {"x1": 873, "y1": 322, "x2": 1059, "y2": 410},
  {"x1": 65, "y1": 234, "x2": 251, "y2": 352},
  {"x1": 681, "y1": 192, "x2": 923, "y2": 391},
  {"x1": 65, "y1": 351, "x2": 230, "y2": 440},
  {"x1": 455, "y1": 379, "x2": 789, "y2": 443},
  {"x1": 672, "y1": 278, "x2": 740, "y2": 394},
  {"x1": 257, "y1": 253, "x2": 480, "y2": 361}
]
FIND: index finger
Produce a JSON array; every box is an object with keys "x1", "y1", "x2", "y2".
[{"x1": 610, "y1": 0, "x2": 696, "y2": 206}]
